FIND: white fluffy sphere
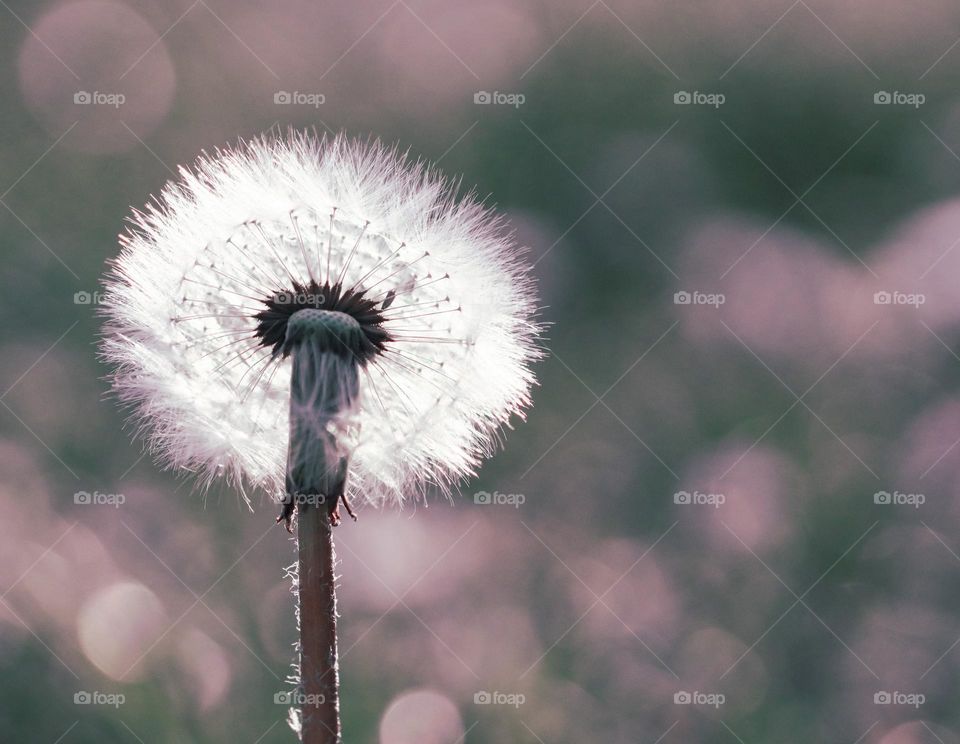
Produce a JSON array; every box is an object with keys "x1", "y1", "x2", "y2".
[{"x1": 102, "y1": 133, "x2": 540, "y2": 507}]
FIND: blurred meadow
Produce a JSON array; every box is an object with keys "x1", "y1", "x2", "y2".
[{"x1": 4, "y1": 0, "x2": 960, "y2": 742}]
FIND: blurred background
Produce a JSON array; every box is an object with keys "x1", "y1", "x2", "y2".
[{"x1": 3, "y1": 0, "x2": 960, "y2": 741}]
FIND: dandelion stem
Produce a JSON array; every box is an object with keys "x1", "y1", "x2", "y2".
[
  {"x1": 297, "y1": 503, "x2": 341, "y2": 743},
  {"x1": 285, "y1": 309, "x2": 363, "y2": 743}
]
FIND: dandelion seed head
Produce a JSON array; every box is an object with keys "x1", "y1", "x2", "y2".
[{"x1": 102, "y1": 132, "x2": 540, "y2": 507}]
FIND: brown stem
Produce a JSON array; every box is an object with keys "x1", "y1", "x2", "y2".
[{"x1": 298, "y1": 503, "x2": 341, "y2": 743}]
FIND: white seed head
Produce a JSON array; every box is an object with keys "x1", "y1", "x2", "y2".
[{"x1": 101, "y1": 132, "x2": 540, "y2": 507}]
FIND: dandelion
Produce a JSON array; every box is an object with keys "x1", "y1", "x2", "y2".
[{"x1": 101, "y1": 132, "x2": 540, "y2": 742}]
